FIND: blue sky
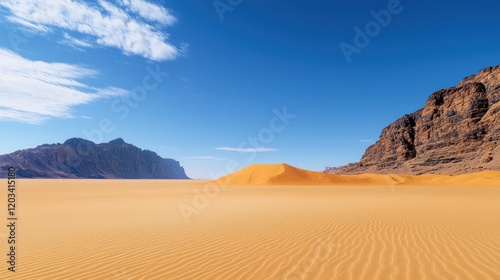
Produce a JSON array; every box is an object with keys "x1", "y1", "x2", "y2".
[{"x1": 1, "y1": 0, "x2": 500, "y2": 179}]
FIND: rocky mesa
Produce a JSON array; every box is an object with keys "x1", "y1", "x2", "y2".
[
  {"x1": 327, "y1": 65, "x2": 500, "y2": 175},
  {"x1": 0, "y1": 138, "x2": 189, "y2": 179}
]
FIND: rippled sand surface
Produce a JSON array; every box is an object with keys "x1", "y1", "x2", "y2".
[{"x1": 1, "y1": 179, "x2": 499, "y2": 279}]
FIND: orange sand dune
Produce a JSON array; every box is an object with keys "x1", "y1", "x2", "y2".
[{"x1": 213, "y1": 163, "x2": 500, "y2": 186}]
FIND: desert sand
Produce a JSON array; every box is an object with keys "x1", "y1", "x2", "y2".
[
  {"x1": 215, "y1": 163, "x2": 500, "y2": 186},
  {"x1": 1, "y1": 171, "x2": 500, "y2": 279}
]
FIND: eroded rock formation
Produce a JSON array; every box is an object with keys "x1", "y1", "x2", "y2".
[
  {"x1": 328, "y1": 66, "x2": 500, "y2": 175},
  {"x1": 0, "y1": 138, "x2": 189, "y2": 179}
]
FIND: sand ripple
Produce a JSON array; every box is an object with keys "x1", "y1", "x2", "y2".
[{"x1": 1, "y1": 180, "x2": 499, "y2": 279}]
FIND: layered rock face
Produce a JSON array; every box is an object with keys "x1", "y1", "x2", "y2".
[
  {"x1": 0, "y1": 138, "x2": 189, "y2": 179},
  {"x1": 328, "y1": 66, "x2": 500, "y2": 175}
]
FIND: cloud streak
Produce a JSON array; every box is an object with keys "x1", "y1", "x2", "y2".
[
  {"x1": 59, "y1": 32, "x2": 94, "y2": 50},
  {"x1": 0, "y1": 0, "x2": 180, "y2": 61},
  {"x1": 0, "y1": 48, "x2": 129, "y2": 124},
  {"x1": 186, "y1": 156, "x2": 228, "y2": 161},
  {"x1": 120, "y1": 0, "x2": 176, "y2": 25},
  {"x1": 215, "y1": 147, "x2": 278, "y2": 153}
]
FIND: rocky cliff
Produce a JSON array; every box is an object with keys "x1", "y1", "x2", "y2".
[
  {"x1": 327, "y1": 65, "x2": 500, "y2": 175},
  {"x1": 0, "y1": 138, "x2": 189, "y2": 179}
]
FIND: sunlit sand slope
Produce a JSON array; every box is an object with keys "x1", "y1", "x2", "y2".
[
  {"x1": 213, "y1": 163, "x2": 500, "y2": 186},
  {"x1": 1, "y1": 179, "x2": 499, "y2": 279}
]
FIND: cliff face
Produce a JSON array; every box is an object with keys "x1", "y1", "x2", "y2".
[
  {"x1": 328, "y1": 66, "x2": 500, "y2": 175},
  {"x1": 0, "y1": 138, "x2": 189, "y2": 179}
]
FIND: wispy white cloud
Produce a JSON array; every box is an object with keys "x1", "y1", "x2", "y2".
[
  {"x1": 0, "y1": 0, "x2": 180, "y2": 61},
  {"x1": 186, "y1": 156, "x2": 228, "y2": 161},
  {"x1": 7, "y1": 16, "x2": 49, "y2": 32},
  {"x1": 59, "y1": 33, "x2": 93, "y2": 50},
  {"x1": 215, "y1": 147, "x2": 278, "y2": 153},
  {"x1": 0, "y1": 48, "x2": 129, "y2": 124},
  {"x1": 359, "y1": 139, "x2": 374, "y2": 143},
  {"x1": 120, "y1": 0, "x2": 176, "y2": 25}
]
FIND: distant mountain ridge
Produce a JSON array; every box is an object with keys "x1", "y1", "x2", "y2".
[
  {"x1": 326, "y1": 65, "x2": 500, "y2": 175},
  {"x1": 0, "y1": 138, "x2": 189, "y2": 179}
]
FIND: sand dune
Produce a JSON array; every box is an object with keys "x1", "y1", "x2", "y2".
[
  {"x1": 1, "y1": 179, "x2": 499, "y2": 279},
  {"x1": 213, "y1": 163, "x2": 500, "y2": 186}
]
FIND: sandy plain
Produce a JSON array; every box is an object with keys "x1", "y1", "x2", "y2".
[{"x1": 1, "y1": 175, "x2": 500, "y2": 279}]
